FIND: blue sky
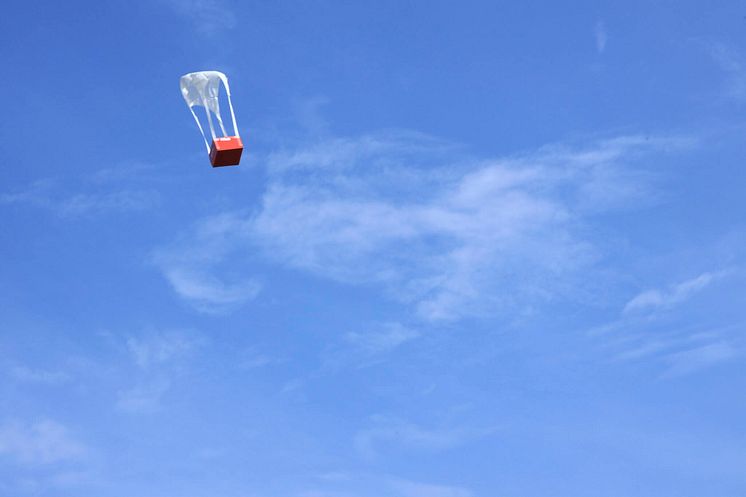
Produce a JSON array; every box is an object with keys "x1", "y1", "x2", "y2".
[{"x1": 1, "y1": 1, "x2": 746, "y2": 496}]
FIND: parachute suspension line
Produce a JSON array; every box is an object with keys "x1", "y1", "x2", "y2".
[
  {"x1": 226, "y1": 92, "x2": 240, "y2": 137},
  {"x1": 202, "y1": 97, "x2": 217, "y2": 140},
  {"x1": 217, "y1": 73, "x2": 240, "y2": 138},
  {"x1": 189, "y1": 105, "x2": 211, "y2": 153},
  {"x1": 214, "y1": 108, "x2": 228, "y2": 137}
]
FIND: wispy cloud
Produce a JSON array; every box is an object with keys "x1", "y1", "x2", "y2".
[
  {"x1": 8, "y1": 366, "x2": 71, "y2": 385},
  {"x1": 162, "y1": 0, "x2": 236, "y2": 35},
  {"x1": 344, "y1": 322, "x2": 420, "y2": 354},
  {"x1": 623, "y1": 271, "x2": 723, "y2": 314},
  {"x1": 661, "y1": 341, "x2": 738, "y2": 378},
  {"x1": 594, "y1": 269, "x2": 741, "y2": 377},
  {"x1": 153, "y1": 131, "x2": 690, "y2": 319},
  {"x1": 237, "y1": 347, "x2": 286, "y2": 369},
  {"x1": 319, "y1": 322, "x2": 421, "y2": 373},
  {"x1": 608, "y1": 327, "x2": 741, "y2": 376},
  {"x1": 125, "y1": 331, "x2": 198, "y2": 370},
  {"x1": 594, "y1": 20, "x2": 607, "y2": 54},
  {"x1": 0, "y1": 420, "x2": 86, "y2": 465},
  {"x1": 249, "y1": 132, "x2": 688, "y2": 320},
  {"x1": 56, "y1": 191, "x2": 159, "y2": 217},
  {"x1": 706, "y1": 42, "x2": 746, "y2": 102},
  {"x1": 152, "y1": 214, "x2": 261, "y2": 313},
  {"x1": 0, "y1": 179, "x2": 55, "y2": 207},
  {"x1": 301, "y1": 474, "x2": 473, "y2": 497},
  {"x1": 117, "y1": 377, "x2": 172, "y2": 413},
  {"x1": 391, "y1": 479, "x2": 472, "y2": 497},
  {"x1": 160, "y1": 266, "x2": 260, "y2": 312},
  {"x1": 354, "y1": 415, "x2": 496, "y2": 459},
  {"x1": 117, "y1": 330, "x2": 203, "y2": 413},
  {"x1": 0, "y1": 177, "x2": 159, "y2": 218}
]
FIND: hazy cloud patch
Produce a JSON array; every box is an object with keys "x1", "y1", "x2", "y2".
[
  {"x1": 153, "y1": 131, "x2": 690, "y2": 320},
  {"x1": 594, "y1": 267, "x2": 742, "y2": 377},
  {"x1": 152, "y1": 213, "x2": 260, "y2": 313},
  {"x1": 594, "y1": 20, "x2": 607, "y2": 53},
  {"x1": 344, "y1": 323, "x2": 420, "y2": 355},
  {"x1": 299, "y1": 474, "x2": 473, "y2": 497},
  {"x1": 661, "y1": 341, "x2": 739, "y2": 378},
  {"x1": 0, "y1": 174, "x2": 160, "y2": 218},
  {"x1": 8, "y1": 366, "x2": 71, "y2": 385},
  {"x1": 250, "y1": 132, "x2": 687, "y2": 321},
  {"x1": 0, "y1": 420, "x2": 86, "y2": 465},
  {"x1": 116, "y1": 329, "x2": 203, "y2": 413},
  {"x1": 623, "y1": 271, "x2": 724, "y2": 314},
  {"x1": 162, "y1": 0, "x2": 236, "y2": 35},
  {"x1": 354, "y1": 415, "x2": 497, "y2": 459},
  {"x1": 707, "y1": 42, "x2": 746, "y2": 102}
]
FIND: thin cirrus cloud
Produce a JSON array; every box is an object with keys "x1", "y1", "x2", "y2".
[
  {"x1": 9, "y1": 366, "x2": 71, "y2": 385},
  {"x1": 303, "y1": 474, "x2": 473, "y2": 497},
  {"x1": 706, "y1": 42, "x2": 746, "y2": 102},
  {"x1": 623, "y1": 271, "x2": 724, "y2": 314},
  {"x1": 344, "y1": 322, "x2": 420, "y2": 355},
  {"x1": 162, "y1": 0, "x2": 237, "y2": 35},
  {"x1": 354, "y1": 415, "x2": 497, "y2": 459},
  {"x1": 0, "y1": 178, "x2": 159, "y2": 218},
  {"x1": 594, "y1": 20, "x2": 608, "y2": 54},
  {"x1": 0, "y1": 419, "x2": 87, "y2": 465},
  {"x1": 610, "y1": 329, "x2": 740, "y2": 378},
  {"x1": 391, "y1": 479, "x2": 473, "y2": 497},
  {"x1": 254, "y1": 132, "x2": 688, "y2": 320},
  {"x1": 661, "y1": 340, "x2": 738, "y2": 379},
  {"x1": 116, "y1": 330, "x2": 202, "y2": 413},
  {"x1": 320, "y1": 322, "x2": 421, "y2": 372},
  {"x1": 116, "y1": 377, "x2": 172, "y2": 413},
  {"x1": 160, "y1": 266, "x2": 260, "y2": 313},
  {"x1": 154, "y1": 130, "x2": 691, "y2": 320},
  {"x1": 594, "y1": 270, "x2": 740, "y2": 377},
  {"x1": 125, "y1": 330, "x2": 199, "y2": 370},
  {"x1": 152, "y1": 213, "x2": 261, "y2": 313}
]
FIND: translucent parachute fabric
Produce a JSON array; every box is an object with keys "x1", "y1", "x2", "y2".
[{"x1": 180, "y1": 71, "x2": 240, "y2": 153}]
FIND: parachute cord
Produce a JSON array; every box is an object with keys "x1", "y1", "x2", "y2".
[
  {"x1": 189, "y1": 105, "x2": 211, "y2": 154},
  {"x1": 202, "y1": 97, "x2": 217, "y2": 140},
  {"x1": 227, "y1": 92, "x2": 240, "y2": 137},
  {"x1": 215, "y1": 110, "x2": 228, "y2": 137}
]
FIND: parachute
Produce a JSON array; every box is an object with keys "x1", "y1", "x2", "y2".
[{"x1": 180, "y1": 71, "x2": 243, "y2": 167}]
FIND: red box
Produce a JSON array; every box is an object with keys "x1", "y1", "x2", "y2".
[{"x1": 209, "y1": 136, "x2": 243, "y2": 167}]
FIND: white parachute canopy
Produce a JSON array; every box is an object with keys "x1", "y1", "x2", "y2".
[{"x1": 180, "y1": 71, "x2": 240, "y2": 153}]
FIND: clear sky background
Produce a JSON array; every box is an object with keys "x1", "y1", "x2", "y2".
[{"x1": 1, "y1": 1, "x2": 746, "y2": 496}]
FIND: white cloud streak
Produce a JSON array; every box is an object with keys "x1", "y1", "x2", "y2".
[
  {"x1": 707, "y1": 42, "x2": 746, "y2": 102},
  {"x1": 623, "y1": 271, "x2": 722, "y2": 314},
  {"x1": 661, "y1": 341, "x2": 738, "y2": 378},
  {"x1": 57, "y1": 191, "x2": 159, "y2": 217},
  {"x1": 0, "y1": 179, "x2": 159, "y2": 218},
  {"x1": 117, "y1": 377, "x2": 172, "y2": 413},
  {"x1": 594, "y1": 21, "x2": 607, "y2": 54},
  {"x1": 9, "y1": 366, "x2": 71, "y2": 385},
  {"x1": 301, "y1": 474, "x2": 472, "y2": 497},
  {"x1": 594, "y1": 268, "x2": 741, "y2": 378},
  {"x1": 0, "y1": 420, "x2": 86, "y2": 465},
  {"x1": 152, "y1": 214, "x2": 261, "y2": 313},
  {"x1": 154, "y1": 131, "x2": 690, "y2": 319},
  {"x1": 126, "y1": 331, "x2": 198, "y2": 370},
  {"x1": 253, "y1": 132, "x2": 685, "y2": 320},
  {"x1": 608, "y1": 327, "x2": 741, "y2": 378},
  {"x1": 391, "y1": 480, "x2": 472, "y2": 497},
  {"x1": 163, "y1": 0, "x2": 236, "y2": 35},
  {"x1": 344, "y1": 323, "x2": 420, "y2": 354},
  {"x1": 117, "y1": 330, "x2": 202, "y2": 413},
  {"x1": 354, "y1": 415, "x2": 496, "y2": 459}
]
